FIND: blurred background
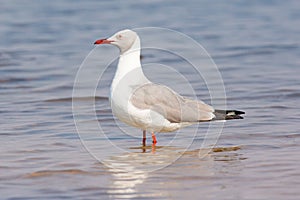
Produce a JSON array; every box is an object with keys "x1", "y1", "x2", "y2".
[{"x1": 0, "y1": 0, "x2": 299, "y2": 199}]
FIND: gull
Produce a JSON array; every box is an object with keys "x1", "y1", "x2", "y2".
[{"x1": 94, "y1": 29, "x2": 244, "y2": 146}]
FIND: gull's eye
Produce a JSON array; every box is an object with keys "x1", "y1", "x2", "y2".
[{"x1": 117, "y1": 34, "x2": 122, "y2": 39}]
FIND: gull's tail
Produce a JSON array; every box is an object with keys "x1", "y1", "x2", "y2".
[{"x1": 213, "y1": 109, "x2": 245, "y2": 120}]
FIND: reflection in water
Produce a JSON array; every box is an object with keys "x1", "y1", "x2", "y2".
[
  {"x1": 103, "y1": 145, "x2": 181, "y2": 199},
  {"x1": 107, "y1": 167, "x2": 149, "y2": 199},
  {"x1": 104, "y1": 145, "x2": 244, "y2": 199}
]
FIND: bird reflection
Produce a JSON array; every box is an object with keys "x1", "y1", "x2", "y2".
[
  {"x1": 103, "y1": 145, "x2": 182, "y2": 199},
  {"x1": 107, "y1": 167, "x2": 148, "y2": 199},
  {"x1": 103, "y1": 145, "x2": 244, "y2": 199}
]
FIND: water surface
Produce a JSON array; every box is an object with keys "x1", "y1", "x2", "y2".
[{"x1": 1, "y1": 1, "x2": 300, "y2": 199}]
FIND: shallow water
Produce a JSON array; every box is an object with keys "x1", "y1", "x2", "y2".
[{"x1": 1, "y1": 0, "x2": 300, "y2": 199}]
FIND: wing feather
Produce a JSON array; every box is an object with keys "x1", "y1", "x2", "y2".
[{"x1": 130, "y1": 83, "x2": 214, "y2": 123}]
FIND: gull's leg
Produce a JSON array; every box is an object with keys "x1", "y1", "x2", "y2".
[
  {"x1": 152, "y1": 132, "x2": 157, "y2": 144},
  {"x1": 152, "y1": 143, "x2": 156, "y2": 154},
  {"x1": 142, "y1": 130, "x2": 146, "y2": 146}
]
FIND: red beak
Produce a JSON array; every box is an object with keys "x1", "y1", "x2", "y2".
[{"x1": 94, "y1": 39, "x2": 113, "y2": 45}]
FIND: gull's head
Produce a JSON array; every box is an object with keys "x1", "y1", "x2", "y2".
[{"x1": 94, "y1": 29, "x2": 138, "y2": 54}]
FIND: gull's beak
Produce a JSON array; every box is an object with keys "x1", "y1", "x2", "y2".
[{"x1": 94, "y1": 38, "x2": 114, "y2": 45}]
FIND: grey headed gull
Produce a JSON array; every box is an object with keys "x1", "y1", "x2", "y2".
[{"x1": 94, "y1": 29, "x2": 245, "y2": 146}]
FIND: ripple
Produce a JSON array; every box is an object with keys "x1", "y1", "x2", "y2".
[
  {"x1": 25, "y1": 169, "x2": 92, "y2": 178},
  {"x1": 44, "y1": 96, "x2": 108, "y2": 103},
  {"x1": 0, "y1": 77, "x2": 35, "y2": 83},
  {"x1": 211, "y1": 146, "x2": 241, "y2": 152},
  {"x1": 215, "y1": 43, "x2": 299, "y2": 58}
]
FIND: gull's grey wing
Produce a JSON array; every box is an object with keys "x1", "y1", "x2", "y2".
[{"x1": 130, "y1": 83, "x2": 215, "y2": 123}]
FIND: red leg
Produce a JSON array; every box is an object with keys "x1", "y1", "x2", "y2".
[
  {"x1": 151, "y1": 143, "x2": 156, "y2": 154},
  {"x1": 152, "y1": 132, "x2": 157, "y2": 144},
  {"x1": 142, "y1": 130, "x2": 146, "y2": 146}
]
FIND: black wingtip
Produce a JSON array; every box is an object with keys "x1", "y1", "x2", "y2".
[
  {"x1": 233, "y1": 110, "x2": 245, "y2": 115},
  {"x1": 213, "y1": 109, "x2": 245, "y2": 120}
]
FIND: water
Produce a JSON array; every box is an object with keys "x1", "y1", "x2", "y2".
[{"x1": 1, "y1": 0, "x2": 300, "y2": 199}]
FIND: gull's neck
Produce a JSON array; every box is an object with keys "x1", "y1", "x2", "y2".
[{"x1": 111, "y1": 37, "x2": 148, "y2": 92}]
